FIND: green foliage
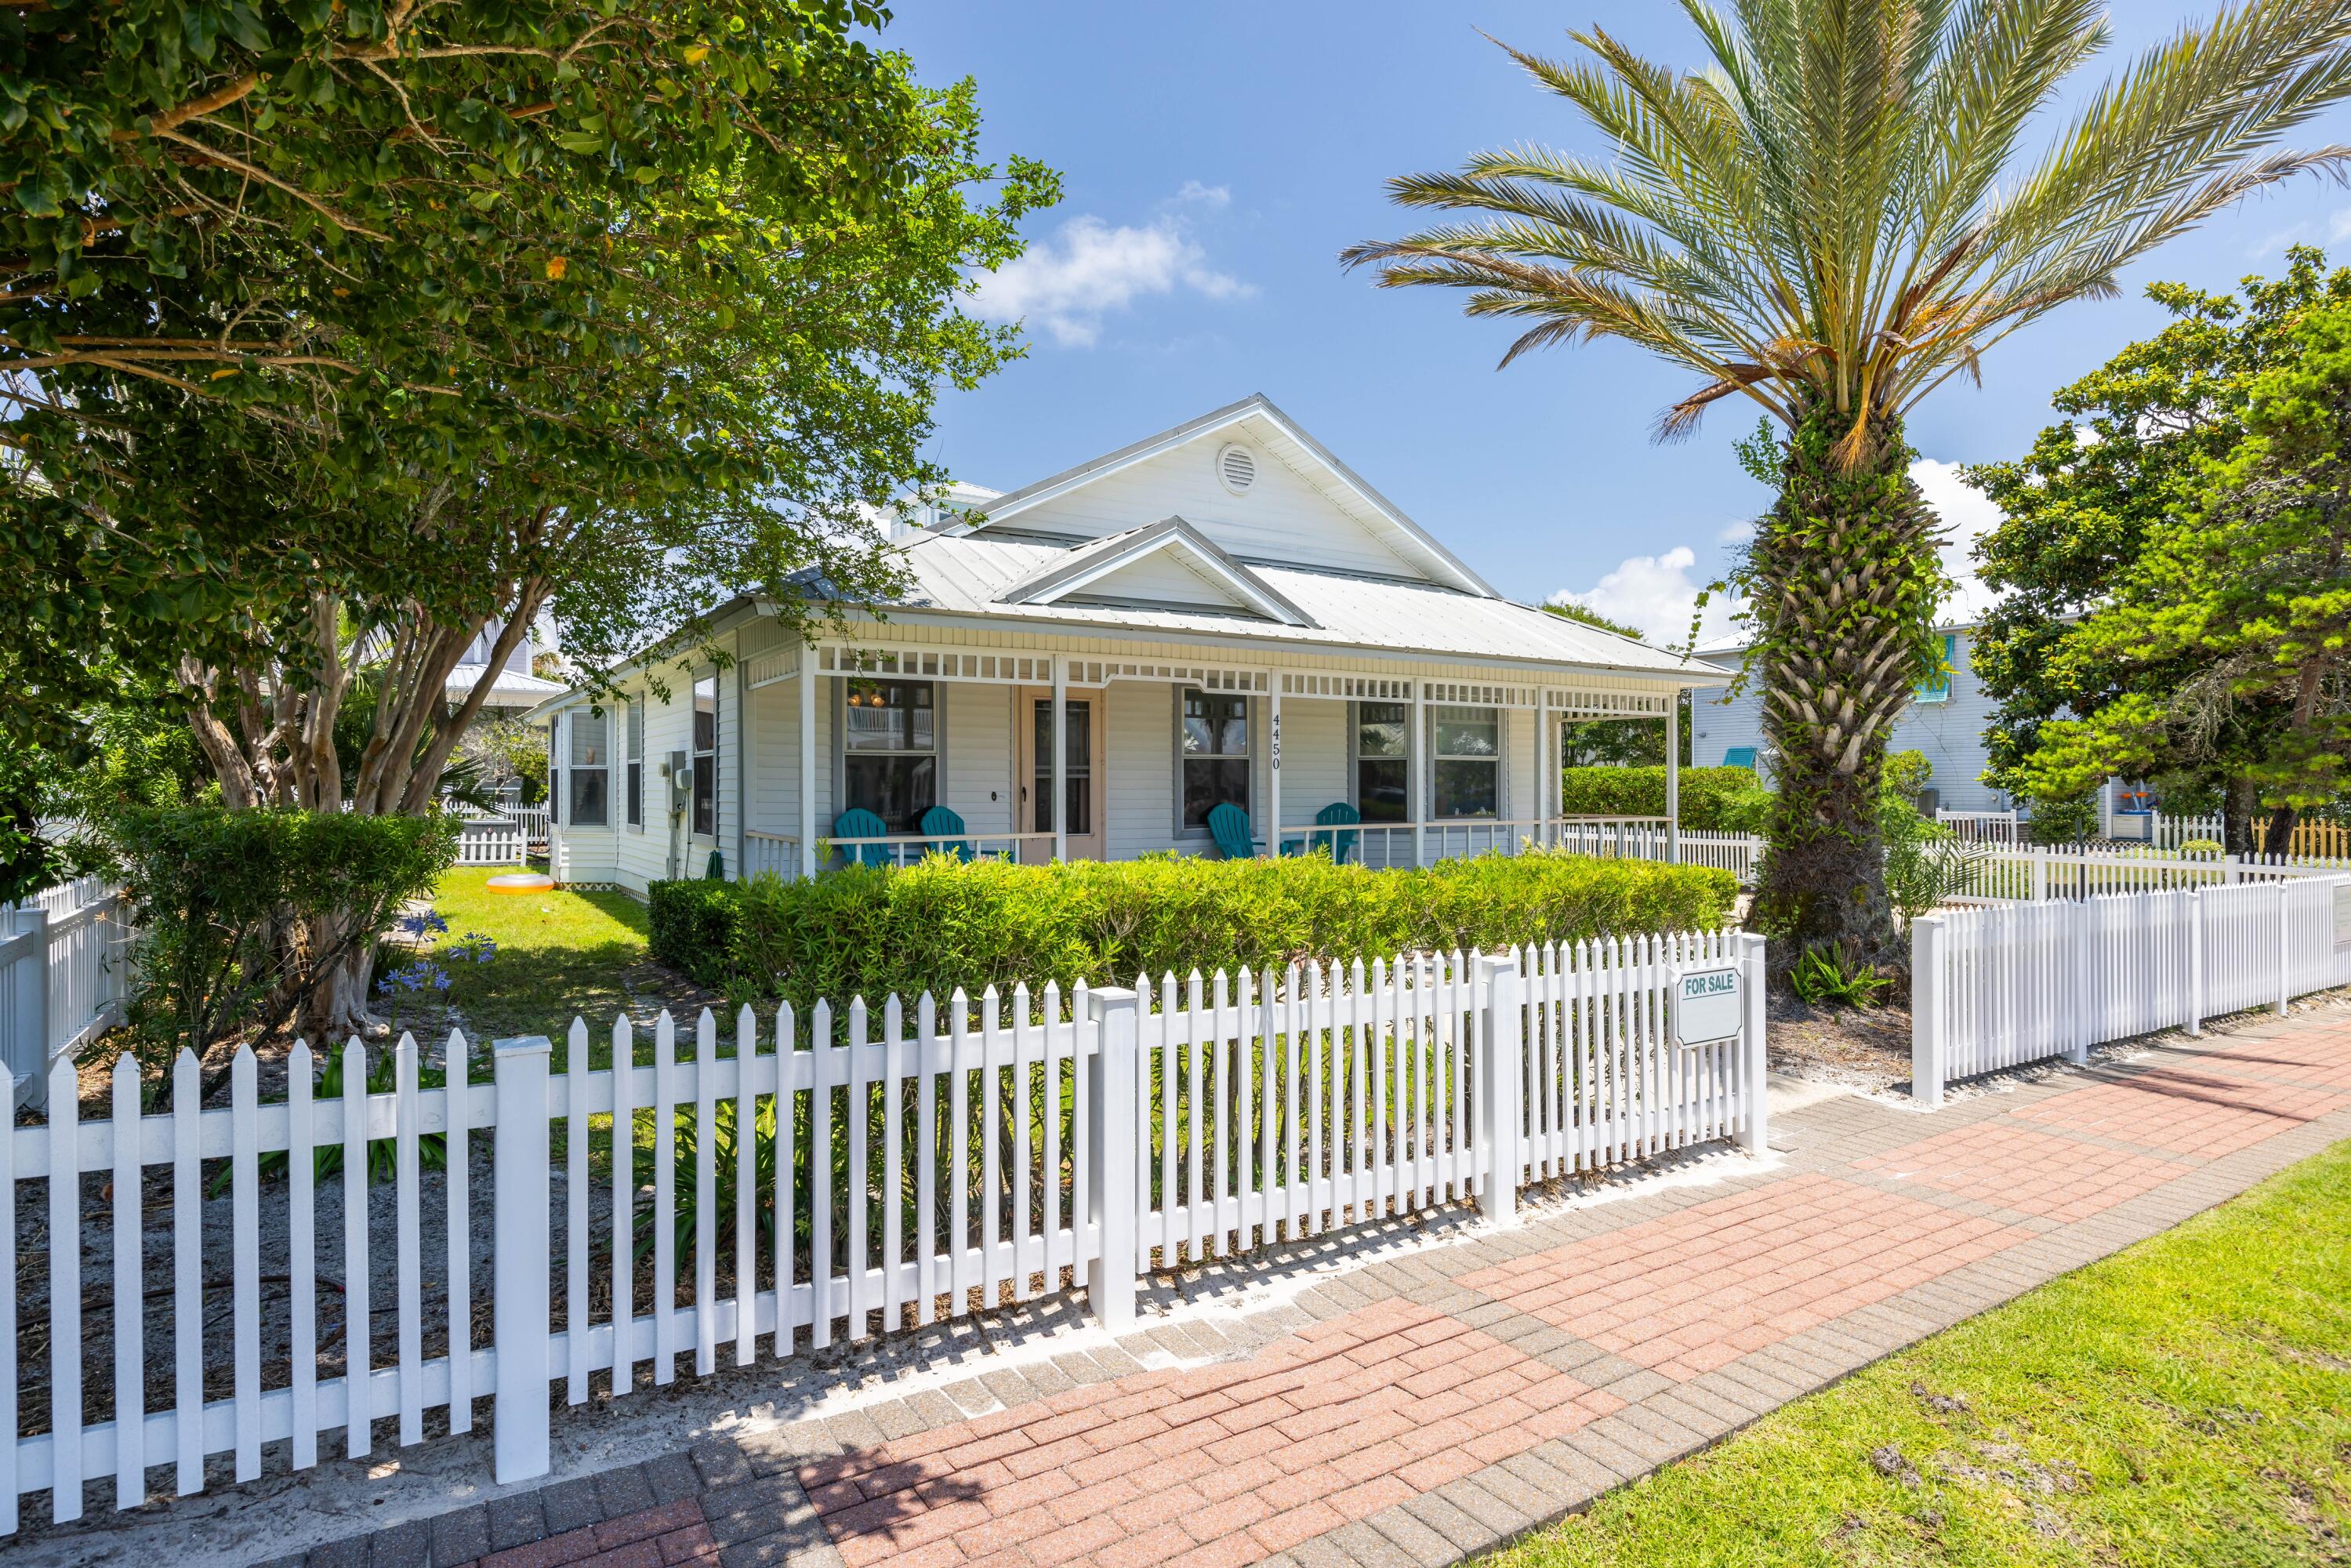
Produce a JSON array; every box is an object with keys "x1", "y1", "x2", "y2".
[
  {"x1": 2026, "y1": 794, "x2": 2102, "y2": 846},
  {"x1": 652, "y1": 851, "x2": 1738, "y2": 1007},
  {"x1": 1558, "y1": 766, "x2": 1773, "y2": 831},
  {"x1": 1877, "y1": 753, "x2": 1971, "y2": 918},
  {"x1": 2182, "y1": 837, "x2": 2226, "y2": 855},
  {"x1": 2016, "y1": 298, "x2": 2351, "y2": 832},
  {"x1": 95, "y1": 805, "x2": 458, "y2": 1076},
  {"x1": 1789, "y1": 942, "x2": 1891, "y2": 1009},
  {"x1": 1972, "y1": 249, "x2": 2351, "y2": 836},
  {"x1": 650, "y1": 879, "x2": 748, "y2": 989}
]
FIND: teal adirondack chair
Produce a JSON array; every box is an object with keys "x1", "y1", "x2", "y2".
[
  {"x1": 831, "y1": 807, "x2": 891, "y2": 868},
  {"x1": 1308, "y1": 800, "x2": 1360, "y2": 864},
  {"x1": 1206, "y1": 801, "x2": 1257, "y2": 860},
  {"x1": 920, "y1": 805, "x2": 974, "y2": 862}
]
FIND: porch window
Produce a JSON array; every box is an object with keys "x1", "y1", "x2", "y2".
[
  {"x1": 625, "y1": 698, "x2": 644, "y2": 829},
  {"x1": 1181, "y1": 688, "x2": 1250, "y2": 830},
  {"x1": 842, "y1": 678, "x2": 937, "y2": 833},
  {"x1": 1355, "y1": 702, "x2": 1410, "y2": 823},
  {"x1": 1429, "y1": 705, "x2": 1499, "y2": 819},
  {"x1": 569, "y1": 708, "x2": 610, "y2": 828},
  {"x1": 691, "y1": 674, "x2": 717, "y2": 837}
]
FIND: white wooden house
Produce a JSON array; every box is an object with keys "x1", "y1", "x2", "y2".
[{"x1": 528, "y1": 396, "x2": 1723, "y2": 892}]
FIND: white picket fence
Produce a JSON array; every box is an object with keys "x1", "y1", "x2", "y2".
[
  {"x1": 2, "y1": 931, "x2": 1766, "y2": 1530},
  {"x1": 1, "y1": 877, "x2": 130, "y2": 1111},
  {"x1": 1544, "y1": 822, "x2": 1766, "y2": 885},
  {"x1": 1941, "y1": 844, "x2": 2342, "y2": 903},
  {"x1": 455, "y1": 817, "x2": 531, "y2": 867},
  {"x1": 1910, "y1": 877, "x2": 2351, "y2": 1105},
  {"x1": 1934, "y1": 809, "x2": 2024, "y2": 843}
]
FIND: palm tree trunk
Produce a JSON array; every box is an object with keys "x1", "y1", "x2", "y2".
[{"x1": 1748, "y1": 405, "x2": 1943, "y2": 980}]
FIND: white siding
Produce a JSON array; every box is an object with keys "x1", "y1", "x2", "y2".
[
  {"x1": 1275, "y1": 696, "x2": 1348, "y2": 829},
  {"x1": 1010, "y1": 441, "x2": 1426, "y2": 582},
  {"x1": 1106, "y1": 681, "x2": 1181, "y2": 858},
  {"x1": 1504, "y1": 706, "x2": 1536, "y2": 823},
  {"x1": 1070, "y1": 551, "x2": 1250, "y2": 611},
  {"x1": 944, "y1": 681, "x2": 1017, "y2": 835}
]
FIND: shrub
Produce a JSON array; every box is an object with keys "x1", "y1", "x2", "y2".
[
  {"x1": 1790, "y1": 942, "x2": 1890, "y2": 1008},
  {"x1": 93, "y1": 804, "x2": 457, "y2": 1105},
  {"x1": 652, "y1": 848, "x2": 1738, "y2": 1008},
  {"x1": 1558, "y1": 765, "x2": 1773, "y2": 830},
  {"x1": 649, "y1": 877, "x2": 745, "y2": 987}
]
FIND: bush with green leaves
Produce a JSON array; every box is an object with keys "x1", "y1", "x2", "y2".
[
  {"x1": 94, "y1": 804, "x2": 457, "y2": 1105},
  {"x1": 651, "y1": 848, "x2": 1738, "y2": 1010},
  {"x1": 2026, "y1": 793, "x2": 2102, "y2": 846},
  {"x1": 1558, "y1": 765, "x2": 1774, "y2": 831},
  {"x1": 1790, "y1": 942, "x2": 1891, "y2": 1008}
]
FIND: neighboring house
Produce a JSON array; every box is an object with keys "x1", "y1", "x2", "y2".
[
  {"x1": 1692, "y1": 604, "x2": 2014, "y2": 815},
  {"x1": 528, "y1": 394, "x2": 1725, "y2": 895},
  {"x1": 448, "y1": 617, "x2": 569, "y2": 717}
]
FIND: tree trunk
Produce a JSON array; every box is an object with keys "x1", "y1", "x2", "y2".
[
  {"x1": 1747, "y1": 404, "x2": 1944, "y2": 981},
  {"x1": 2260, "y1": 804, "x2": 2300, "y2": 859},
  {"x1": 2223, "y1": 777, "x2": 2258, "y2": 857}
]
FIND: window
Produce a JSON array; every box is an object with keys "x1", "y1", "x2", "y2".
[
  {"x1": 625, "y1": 698, "x2": 644, "y2": 829},
  {"x1": 691, "y1": 674, "x2": 717, "y2": 837},
  {"x1": 1914, "y1": 633, "x2": 1957, "y2": 703},
  {"x1": 568, "y1": 708, "x2": 610, "y2": 827},
  {"x1": 1429, "y1": 705, "x2": 1499, "y2": 819},
  {"x1": 1031, "y1": 699, "x2": 1090, "y2": 835},
  {"x1": 1355, "y1": 702, "x2": 1410, "y2": 822},
  {"x1": 1181, "y1": 688, "x2": 1250, "y2": 830},
  {"x1": 841, "y1": 678, "x2": 937, "y2": 833}
]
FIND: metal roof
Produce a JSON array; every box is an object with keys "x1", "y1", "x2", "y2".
[{"x1": 891, "y1": 530, "x2": 1711, "y2": 681}]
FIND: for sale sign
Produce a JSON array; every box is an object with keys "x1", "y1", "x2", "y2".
[{"x1": 1674, "y1": 964, "x2": 1743, "y2": 1047}]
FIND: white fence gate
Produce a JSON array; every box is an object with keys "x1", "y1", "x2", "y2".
[
  {"x1": 3, "y1": 931, "x2": 1766, "y2": 1532},
  {"x1": 1910, "y1": 877, "x2": 2350, "y2": 1105},
  {"x1": 1, "y1": 878, "x2": 129, "y2": 1112}
]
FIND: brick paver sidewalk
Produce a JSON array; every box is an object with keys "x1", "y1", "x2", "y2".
[{"x1": 229, "y1": 1012, "x2": 2351, "y2": 1568}]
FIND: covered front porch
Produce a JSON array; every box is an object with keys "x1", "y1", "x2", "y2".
[{"x1": 696, "y1": 632, "x2": 1699, "y2": 882}]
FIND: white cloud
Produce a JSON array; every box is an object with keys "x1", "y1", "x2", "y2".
[
  {"x1": 970, "y1": 204, "x2": 1249, "y2": 348},
  {"x1": 1548, "y1": 546, "x2": 1746, "y2": 648}
]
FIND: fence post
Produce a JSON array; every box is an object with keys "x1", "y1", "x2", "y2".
[
  {"x1": 1475, "y1": 953, "x2": 1522, "y2": 1224},
  {"x1": 2030, "y1": 848, "x2": 2047, "y2": 903},
  {"x1": 1910, "y1": 915, "x2": 1943, "y2": 1109},
  {"x1": 491, "y1": 1035, "x2": 553, "y2": 1485},
  {"x1": 5, "y1": 909, "x2": 49, "y2": 1114},
  {"x1": 2277, "y1": 880, "x2": 2291, "y2": 1017},
  {"x1": 2189, "y1": 889, "x2": 2205, "y2": 1037},
  {"x1": 2068, "y1": 898, "x2": 2092, "y2": 1065},
  {"x1": 1738, "y1": 934, "x2": 1769, "y2": 1150},
  {"x1": 1084, "y1": 985, "x2": 1141, "y2": 1330}
]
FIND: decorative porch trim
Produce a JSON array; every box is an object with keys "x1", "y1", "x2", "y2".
[
  {"x1": 742, "y1": 644, "x2": 801, "y2": 689},
  {"x1": 819, "y1": 642, "x2": 1269, "y2": 694},
  {"x1": 1279, "y1": 672, "x2": 1413, "y2": 701},
  {"x1": 1544, "y1": 687, "x2": 1674, "y2": 717},
  {"x1": 1425, "y1": 679, "x2": 1541, "y2": 710}
]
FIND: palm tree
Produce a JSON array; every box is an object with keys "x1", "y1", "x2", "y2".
[{"x1": 1344, "y1": 0, "x2": 2351, "y2": 977}]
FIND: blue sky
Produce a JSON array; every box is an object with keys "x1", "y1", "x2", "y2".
[{"x1": 887, "y1": 3, "x2": 2351, "y2": 642}]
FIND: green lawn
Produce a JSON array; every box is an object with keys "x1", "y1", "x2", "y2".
[
  {"x1": 399, "y1": 867, "x2": 656, "y2": 1051},
  {"x1": 1486, "y1": 1139, "x2": 2351, "y2": 1567}
]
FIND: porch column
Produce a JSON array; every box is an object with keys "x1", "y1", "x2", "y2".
[
  {"x1": 1410, "y1": 681, "x2": 1426, "y2": 868},
  {"x1": 797, "y1": 654, "x2": 817, "y2": 878},
  {"x1": 1051, "y1": 655, "x2": 1068, "y2": 862},
  {"x1": 1268, "y1": 677, "x2": 1282, "y2": 858},
  {"x1": 1664, "y1": 694, "x2": 1681, "y2": 865}
]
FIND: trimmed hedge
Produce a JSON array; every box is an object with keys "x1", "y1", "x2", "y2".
[
  {"x1": 1559, "y1": 765, "x2": 1771, "y2": 831},
  {"x1": 649, "y1": 849, "x2": 1737, "y2": 1007}
]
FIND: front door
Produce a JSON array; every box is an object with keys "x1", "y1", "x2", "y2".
[{"x1": 1014, "y1": 688, "x2": 1105, "y2": 862}]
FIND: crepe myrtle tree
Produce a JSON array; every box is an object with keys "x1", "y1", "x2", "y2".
[
  {"x1": 6, "y1": 50, "x2": 1056, "y2": 1030},
  {"x1": 1346, "y1": 0, "x2": 2351, "y2": 976}
]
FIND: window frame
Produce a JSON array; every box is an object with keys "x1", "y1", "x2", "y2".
[
  {"x1": 1348, "y1": 699, "x2": 1412, "y2": 825},
  {"x1": 829, "y1": 677, "x2": 942, "y2": 836},
  {"x1": 1914, "y1": 633, "x2": 1958, "y2": 705},
  {"x1": 1427, "y1": 703, "x2": 1503, "y2": 822},
  {"x1": 568, "y1": 706, "x2": 611, "y2": 829},
  {"x1": 624, "y1": 695, "x2": 644, "y2": 830},
  {"x1": 1174, "y1": 686, "x2": 1253, "y2": 838},
  {"x1": 691, "y1": 673, "x2": 718, "y2": 839}
]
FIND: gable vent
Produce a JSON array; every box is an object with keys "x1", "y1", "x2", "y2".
[{"x1": 1216, "y1": 441, "x2": 1257, "y2": 495}]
